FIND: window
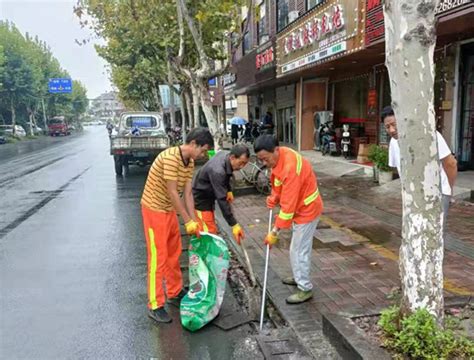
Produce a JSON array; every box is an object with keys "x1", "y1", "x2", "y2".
[
  {"x1": 257, "y1": 1, "x2": 267, "y2": 45},
  {"x1": 307, "y1": 0, "x2": 323, "y2": 10},
  {"x1": 277, "y1": 0, "x2": 289, "y2": 31},
  {"x1": 125, "y1": 116, "x2": 157, "y2": 128},
  {"x1": 242, "y1": 21, "x2": 251, "y2": 55}
]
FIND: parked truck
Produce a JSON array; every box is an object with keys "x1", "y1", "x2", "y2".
[
  {"x1": 48, "y1": 116, "x2": 70, "y2": 136},
  {"x1": 110, "y1": 112, "x2": 169, "y2": 175}
]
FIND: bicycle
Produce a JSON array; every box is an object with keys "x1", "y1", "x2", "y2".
[{"x1": 239, "y1": 155, "x2": 271, "y2": 195}]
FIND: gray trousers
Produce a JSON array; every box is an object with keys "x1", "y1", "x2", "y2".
[
  {"x1": 290, "y1": 217, "x2": 319, "y2": 292},
  {"x1": 442, "y1": 194, "x2": 451, "y2": 228}
]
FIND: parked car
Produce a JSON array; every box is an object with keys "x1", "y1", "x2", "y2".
[
  {"x1": 0, "y1": 124, "x2": 27, "y2": 137},
  {"x1": 47, "y1": 117, "x2": 70, "y2": 136},
  {"x1": 110, "y1": 112, "x2": 169, "y2": 175}
]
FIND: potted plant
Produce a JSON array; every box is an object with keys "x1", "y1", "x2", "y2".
[{"x1": 368, "y1": 144, "x2": 393, "y2": 184}]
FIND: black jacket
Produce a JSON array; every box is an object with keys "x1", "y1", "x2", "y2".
[{"x1": 192, "y1": 151, "x2": 237, "y2": 226}]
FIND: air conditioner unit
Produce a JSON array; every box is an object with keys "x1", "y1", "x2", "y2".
[{"x1": 288, "y1": 10, "x2": 299, "y2": 23}]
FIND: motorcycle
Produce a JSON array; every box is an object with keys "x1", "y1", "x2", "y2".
[
  {"x1": 341, "y1": 124, "x2": 351, "y2": 159},
  {"x1": 320, "y1": 121, "x2": 337, "y2": 156},
  {"x1": 167, "y1": 126, "x2": 183, "y2": 145}
]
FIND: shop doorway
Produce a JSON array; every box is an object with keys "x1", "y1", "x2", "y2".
[
  {"x1": 278, "y1": 107, "x2": 296, "y2": 145},
  {"x1": 459, "y1": 42, "x2": 474, "y2": 170}
]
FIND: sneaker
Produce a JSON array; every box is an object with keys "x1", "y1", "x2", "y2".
[
  {"x1": 286, "y1": 290, "x2": 313, "y2": 304},
  {"x1": 148, "y1": 307, "x2": 172, "y2": 323},
  {"x1": 282, "y1": 277, "x2": 297, "y2": 286},
  {"x1": 167, "y1": 288, "x2": 188, "y2": 307}
]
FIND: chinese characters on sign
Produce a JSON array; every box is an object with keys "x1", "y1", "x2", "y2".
[
  {"x1": 48, "y1": 78, "x2": 72, "y2": 94},
  {"x1": 365, "y1": 0, "x2": 384, "y2": 46},
  {"x1": 256, "y1": 47, "x2": 274, "y2": 70},
  {"x1": 284, "y1": 5, "x2": 345, "y2": 55}
]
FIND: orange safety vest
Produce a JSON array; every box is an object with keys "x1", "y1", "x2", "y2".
[{"x1": 270, "y1": 147, "x2": 323, "y2": 229}]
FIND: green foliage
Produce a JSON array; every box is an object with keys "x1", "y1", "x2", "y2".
[
  {"x1": 368, "y1": 144, "x2": 391, "y2": 172},
  {"x1": 0, "y1": 21, "x2": 88, "y2": 128},
  {"x1": 378, "y1": 307, "x2": 474, "y2": 359}
]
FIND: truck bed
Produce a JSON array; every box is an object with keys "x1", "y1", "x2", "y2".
[{"x1": 110, "y1": 135, "x2": 169, "y2": 154}]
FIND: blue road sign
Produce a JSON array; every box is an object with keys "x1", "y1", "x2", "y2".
[{"x1": 48, "y1": 78, "x2": 72, "y2": 94}]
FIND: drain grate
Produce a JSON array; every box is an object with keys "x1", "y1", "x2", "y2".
[{"x1": 256, "y1": 335, "x2": 311, "y2": 359}]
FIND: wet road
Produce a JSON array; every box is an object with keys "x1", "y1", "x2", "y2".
[{"x1": 0, "y1": 127, "x2": 263, "y2": 359}]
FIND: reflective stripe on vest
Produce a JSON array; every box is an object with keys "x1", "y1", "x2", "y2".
[
  {"x1": 279, "y1": 210, "x2": 294, "y2": 221},
  {"x1": 303, "y1": 188, "x2": 320, "y2": 206},
  {"x1": 288, "y1": 148, "x2": 302, "y2": 176},
  {"x1": 274, "y1": 178, "x2": 282, "y2": 187},
  {"x1": 196, "y1": 210, "x2": 209, "y2": 232}
]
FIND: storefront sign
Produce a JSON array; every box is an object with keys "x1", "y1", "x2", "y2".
[
  {"x1": 256, "y1": 47, "x2": 274, "y2": 70},
  {"x1": 367, "y1": 88, "x2": 377, "y2": 116},
  {"x1": 366, "y1": 0, "x2": 472, "y2": 46},
  {"x1": 276, "y1": 0, "x2": 361, "y2": 76},
  {"x1": 435, "y1": 0, "x2": 471, "y2": 14},
  {"x1": 365, "y1": 0, "x2": 384, "y2": 46},
  {"x1": 222, "y1": 73, "x2": 236, "y2": 88},
  {"x1": 283, "y1": 5, "x2": 345, "y2": 55},
  {"x1": 281, "y1": 42, "x2": 347, "y2": 74}
]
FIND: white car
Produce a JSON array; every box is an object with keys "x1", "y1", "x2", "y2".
[{"x1": 0, "y1": 125, "x2": 26, "y2": 137}]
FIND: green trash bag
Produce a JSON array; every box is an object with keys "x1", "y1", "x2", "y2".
[{"x1": 180, "y1": 232, "x2": 230, "y2": 331}]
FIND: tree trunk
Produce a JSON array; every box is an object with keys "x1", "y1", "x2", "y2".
[
  {"x1": 167, "y1": 63, "x2": 176, "y2": 127},
  {"x1": 190, "y1": 82, "x2": 200, "y2": 128},
  {"x1": 197, "y1": 79, "x2": 220, "y2": 150},
  {"x1": 152, "y1": 86, "x2": 164, "y2": 115},
  {"x1": 11, "y1": 98, "x2": 16, "y2": 136},
  {"x1": 184, "y1": 88, "x2": 193, "y2": 129},
  {"x1": 383, "y1": 0, "x2": 444, "y2": 322},
  {"x1": 179, "y1": 91, "x2": 187, "y2": 142}
]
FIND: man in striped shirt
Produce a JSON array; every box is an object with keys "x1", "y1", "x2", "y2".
[{"x1": 141, "y1": 128, "x2": 214, "y2": 324}]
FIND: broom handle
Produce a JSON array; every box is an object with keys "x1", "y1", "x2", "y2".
[{"x1": 259, "y1": 209, "x2": 272, "y2": 332}]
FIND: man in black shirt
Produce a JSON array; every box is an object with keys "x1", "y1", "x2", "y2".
[{"x1": 192, "y1": 144, "x2": 250, "y2": 244}]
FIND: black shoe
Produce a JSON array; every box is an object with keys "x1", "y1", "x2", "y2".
[
  {"x1": 168, "y1": 288, "x2": 188, "y2": 307},
  {"x1": 148, "y1": 307, "x2": 172, "y2": 323}
]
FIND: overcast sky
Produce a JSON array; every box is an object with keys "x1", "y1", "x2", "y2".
[{"x1": 1, "y1": 0, "x2": 112, "y2": 99}]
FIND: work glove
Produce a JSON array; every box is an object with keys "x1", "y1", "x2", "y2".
[
  {"x1": 185, "y1": 220, "x2": 201, "y2": 238},
  {"x1": 264, "y1": 231, "x2": 278, "y2": 248},
  {"x1": 232, "y1": 223, "x2": 244, "y2": 245},
  {"x1": 266, "y1": 195, "x2": 279, "y2": 209},
  {"x1": 226, "y1": 191, "x2": 234, "y2": 203}
]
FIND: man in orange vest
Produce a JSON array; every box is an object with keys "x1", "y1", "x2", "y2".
[
  {"x1": 141, "y1": 128, "x2": 214, "y2": 323},
  {"x1": 255, "y1": 135, "x2": 323, "y2": 304}
]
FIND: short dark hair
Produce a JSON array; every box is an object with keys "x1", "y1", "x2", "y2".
[
  {"x1": 186, "y1": 127, "x2": 214, "y2": 147},
  {"x1": 254, "y1": 135, "x2": 279, "y2": 153},
  {"x1": 230, "y1": 144, "x2": 250, "y2": 158},
  {"x1": 381, "y1": 106, "x2": 395, "y2": 122}
]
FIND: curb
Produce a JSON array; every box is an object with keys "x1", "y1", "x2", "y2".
[{"x1": 321, "y1": 312, "x2": 391, "y2": 360}]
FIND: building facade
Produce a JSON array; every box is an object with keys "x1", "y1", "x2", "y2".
[{"x1": 230, "y1": 0, "x2": 474, "y2": 168}]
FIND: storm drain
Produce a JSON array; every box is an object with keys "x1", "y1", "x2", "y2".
[{"x1": 256, "y1": 335, "x2": 311, "y2": 359}]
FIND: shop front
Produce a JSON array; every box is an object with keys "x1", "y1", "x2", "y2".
[{"x1": 275, "y1": 0, "x2": 366, "y2": 151}]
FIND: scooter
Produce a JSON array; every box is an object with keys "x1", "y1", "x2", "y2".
[
  {"x1": 320, "y1": 122, "x2": 337, "y2": 156},
  {"x1": 341, "y1": 124, "x2": 351, "y2": 159}
]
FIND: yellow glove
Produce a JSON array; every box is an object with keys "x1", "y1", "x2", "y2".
[
  {"x1": 264, "y1": 231, "x2": 278, "y2": 248},
  {"x1": 232, "y1": 223, "x2": 244, "y2": 245},
  {"x1": 185, "y1": 220, "x2": 201, "y2": 238},
  {"x1": 226, "y1": 191, "x2": 234, "y2": 203}
]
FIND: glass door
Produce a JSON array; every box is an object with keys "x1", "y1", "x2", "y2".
[{"x1": 459, "y1": 43, "x2": 474, "y2": 169}]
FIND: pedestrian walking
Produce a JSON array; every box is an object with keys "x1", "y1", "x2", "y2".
[
  {"x1": 141, "y1": 127, "x2": 214, "y2": 324},
  {"x1": 192, "y1": 144, "x2": 250, "y2": 244},
  {"x1": 254, "y1": 135, "x2": 323, "y2": 304},
  {"x1": 231, "y1": 124, "x2": 239, "y2": 145},
  {"x1": 382, "y1": 106, "x2": 457, "y2": 224}
]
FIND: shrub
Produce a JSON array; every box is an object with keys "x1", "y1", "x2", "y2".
[
  {"x1": 378, "y1": 307, "x2": 474, "y2": 359},
  {"x1": 368, "y1": 144, "x2": 391, "y2": 172}
]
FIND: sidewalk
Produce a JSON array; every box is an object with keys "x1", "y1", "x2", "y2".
[{"x1": 215, "y1": 150, "x2": 474, "y2": 358}]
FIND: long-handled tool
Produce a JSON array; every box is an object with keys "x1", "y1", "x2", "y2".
[{"x1": 259, "y1": 209, "x2": 273, "y2": 332}]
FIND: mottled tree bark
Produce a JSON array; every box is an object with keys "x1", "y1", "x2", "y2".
[{"x1": 384, "y1": 0, "x2": 444, "y2": 321}]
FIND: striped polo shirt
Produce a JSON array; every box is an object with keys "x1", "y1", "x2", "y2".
[{"x1": 141, "y1": 146, "x2": 194, "y2": 212}]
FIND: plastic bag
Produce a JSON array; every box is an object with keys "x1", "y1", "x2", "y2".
[{"x1": 180, "y1": 233, "x2": 230, "y2": 331}]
